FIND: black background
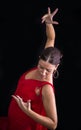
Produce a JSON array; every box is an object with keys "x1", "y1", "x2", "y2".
[{"x1": 0, "y1": 1, "x2": 81, "y2": 130}]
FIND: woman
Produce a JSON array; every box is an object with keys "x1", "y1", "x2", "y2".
[{"x1": 8, "y1": 7, "x2": 63, "y2": 130}]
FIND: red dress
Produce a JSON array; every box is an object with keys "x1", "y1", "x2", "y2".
[{"x1": 8, "y1": 67, "x2": 54, "y2": 130}]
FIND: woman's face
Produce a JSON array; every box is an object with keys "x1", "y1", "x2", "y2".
[{"x1": 37, "y1": 59, "x2": 58, "y2": 79}]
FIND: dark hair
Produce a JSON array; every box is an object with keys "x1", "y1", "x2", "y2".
[{"x1": 39, "y1": 47, "x2": 63, "y2": 65}]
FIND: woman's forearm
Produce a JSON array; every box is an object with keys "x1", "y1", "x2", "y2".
[
  {"x1": 45, "y1": 23, "x2": 55, "y2": 48},
  {"x1": 46, "y1": 24, "x2": 55, "y2": 40},
  {"x1": 26, "y1": 109, "x2": 57, "y2": 130}
]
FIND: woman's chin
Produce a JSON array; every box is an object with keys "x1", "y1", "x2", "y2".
[{"x1": 41, "y1": 75, "x2": 46, "y2": 80}]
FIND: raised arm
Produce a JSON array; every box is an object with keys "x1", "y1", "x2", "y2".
[
  {"x1": 45, "y1": 23, "x2": 55, "y2": 48},
  {"x1": 41, "y1": 7, "x2": 59, "y2": 48}
]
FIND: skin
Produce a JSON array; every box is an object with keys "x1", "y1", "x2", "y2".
[
  {"x1": 12, "y1": 60, "x2": 58, "y2": 130},
  {"x1": 37, "y1": 59, "x2": 58, "y2": 81},
  {"x1": 42, "y1": 7, "x2": 59, "y2": 48},
  {"x1": 12, "y1": 7, "x2": 59, "y2": 130}
]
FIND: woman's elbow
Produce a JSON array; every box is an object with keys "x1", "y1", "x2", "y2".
[{"x1": 51, "y1": 119, "x2": 58, "y2": 130}]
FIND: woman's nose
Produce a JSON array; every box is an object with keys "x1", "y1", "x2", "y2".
[{"x1": 42, "y1": 69, "x2": 46, "y2": 75}]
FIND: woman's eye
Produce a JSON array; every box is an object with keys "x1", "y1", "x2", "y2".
[
  {"x1": 39, "y1": 65, "x2": 44, "y2": 69},
  {"x1": 39, "y1": 65, "x2": 52, "y2": 73},
  {"x1": 40, "y1": 66, "x2": 44, "y2": 69},
  {"x1": 47, "y1": 69, "x2": 51, "y2": 72}
]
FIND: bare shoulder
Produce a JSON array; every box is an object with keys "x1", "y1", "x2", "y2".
[{"x1": 42, "y1": 84, "x2": 54, "y2": 97}]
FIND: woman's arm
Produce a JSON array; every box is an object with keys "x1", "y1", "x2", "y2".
[
  {"x1": 45, "y1": 23, "x2": 55, "y2": 48},
  {"x1": 41, "y1": 7, "x2": 59, "y2": 48},
  {"x1": 12, "y1": 85, "x2": 58, "y2": 130}
]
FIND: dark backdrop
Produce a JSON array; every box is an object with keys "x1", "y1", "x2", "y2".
[{"x1": 0, "y1": 1, "x2": 81, "y2": 130}]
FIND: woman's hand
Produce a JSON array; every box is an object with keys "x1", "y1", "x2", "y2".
[
  {"x1": 41, "y1": 7, "x2": 59, "y2": 24},
  {"x1": 12, "y1": 95, "x2": 31, "y2": 113}
]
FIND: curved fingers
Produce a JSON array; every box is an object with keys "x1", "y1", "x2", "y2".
[
  {"x1": 48, "y1": 7, "x2": 51, "y2": 15},
  {"x1": 52, "y1": 8, "x2": 58, "y2": 17},
  {"x1": 41, "y1": 14, "x2": 48, "y2": 23},
  {"x1": 12, "y1": 95, "x2": 20, "y2": 106},
  {"x1": 27, "y1": 100, "x2": 31, "y2": 110},
  {"x1": 52, "y1": 21, "x2": 59, "y2": 25},
  {"x1": 41, "y1": 7, "x2": 59, "y2": 24}
]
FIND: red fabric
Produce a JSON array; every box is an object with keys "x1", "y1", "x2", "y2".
[
  {"x1": 8, "y1": 67, "x2": 54, "y2": 130},
  {"x1": 0, "y1": 117, "x2": 8, "y2": 130}
]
